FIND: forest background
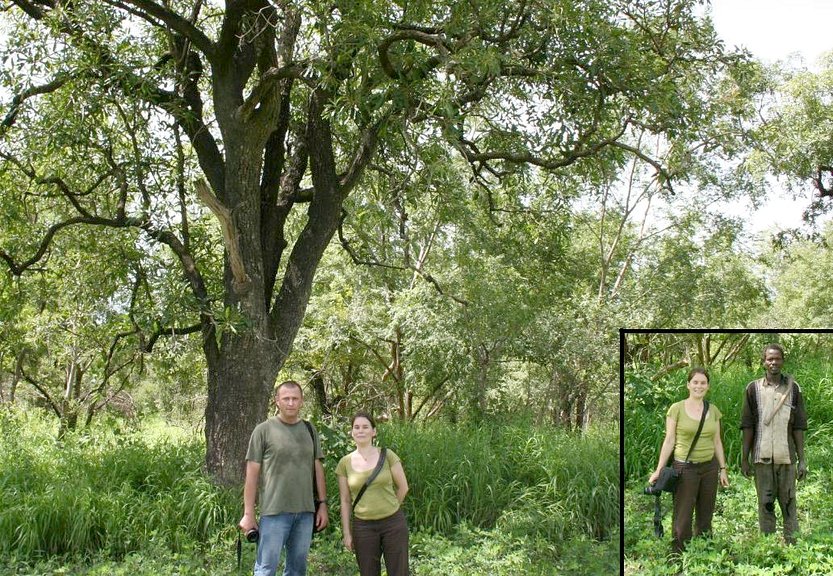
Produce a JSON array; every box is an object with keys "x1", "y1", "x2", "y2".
[{"x1": 2, "y1": 0, "x2": 833, "y2": 574}]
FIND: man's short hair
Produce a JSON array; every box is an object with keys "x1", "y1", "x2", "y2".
[
  {"x1": 762, "y1": 343, "x2": 785, "y2": 360},
  {"x1": 276, "y1": 379, "x2": 303, "y2": 396}
]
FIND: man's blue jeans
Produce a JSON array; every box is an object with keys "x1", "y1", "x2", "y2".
[{"x1": 254, "y1": 512, "x2": 314, "y2": 576}]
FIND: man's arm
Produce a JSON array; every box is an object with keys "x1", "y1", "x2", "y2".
[
  {"x1": 740, "y1": 383, "x2": 756, "y2": 477},
  {"x1": 793, "y1": 429, "x2": 807, "y2": 480},
  {"x1": 741, "y1": 427, "x2": 754, "y2": 477},
  {"x1": 793, "y1": 383, "x2": 808, "y2": 480},
  {"x1": 239, "y1": 460, "x2": 261, "y2": 533},
  {"x1": 314, "y1": 458, "x2": 329, "y2": 531}
]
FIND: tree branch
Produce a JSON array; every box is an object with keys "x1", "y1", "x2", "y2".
[
  {"x1": 611, "y1": 140, "x2": 675, "y2": 193},
  {"x1": 1, "y1": 75, "x2": 70, "y2": 135},
  {"x1": 194, "y1": 178, "x2": 252, "y2": 294},
  {"x1": 236, "y1": 63, "x2": 310, "y2": 122},
  {"x1": 339, "y1": 117, "x2": 385, "y2": 196},
  {"x1": 813, "y1": 165, "x2": 833, "y2": 197},
  {"x1": 10, "y1": 0, "x2": 226, "y2": 195},
  {"x1": 10, "y1": 0, "x2": 47, "y2": 20},
  {"x1": 20, "y1": 367, "x2": 62, "y2": 418},
  {"x1": 378, "y1": 29, "x2": 451, "y2": 80},
  {"x1": 103, "y1": 0, "x2": 216, "y2": 61},
  {"x1": 337, "y1": 211, "x2": 469, "y2": 306}
]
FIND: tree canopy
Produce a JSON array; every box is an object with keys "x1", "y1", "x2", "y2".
[{"x1": 0, "y1": 0, "x2": 751, "y2": 484}]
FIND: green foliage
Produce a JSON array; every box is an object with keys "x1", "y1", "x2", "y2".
[
  {"x1": 626, "y1": 348, "x2": 833, "y2": 482},
  {"x1": 625, "y1": 481, "x2": 833, "y2": 575},
  {"x1": 411, "y1": 523, "x2": 618, "y2": 576},
  {"x1": 382, "y1": 418, "x2": 619, "y2": 542},
  {"x1": 622, "y1": 212, "x2": 769, "y2": 328},
  {"x1": 748, "y1": 57, "x2": 833, "y2": 186},
  {"x1": 0, "y1": 409, "x2": 616, "y2": 574},
  {"x1": 767, "y1": 223, "x2": 833, "y2": 327},
  {"x1": 0, "y1": 409, "x2": 237, "y2": 560}
]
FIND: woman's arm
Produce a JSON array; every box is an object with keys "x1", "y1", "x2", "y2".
[
  {"x1": 713, "y1": 420, "x2": 730, "y2": 487},
  {"x1": 337, "y1": 475, "x2": 354, "y2": 551},
  {"x1": 390, "y1": 460, "x2": 409, "y2": 504},
  {"x1": 648, "y1": 416, "x2": 677, "y2": 484}
]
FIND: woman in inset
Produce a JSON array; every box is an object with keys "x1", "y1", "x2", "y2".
[
  {"x1": 648, "y1": 367, "x2": 730, "y2": 553},
  {"x1": 336, "y1": 412, "x2": 410, "y2": 576}
]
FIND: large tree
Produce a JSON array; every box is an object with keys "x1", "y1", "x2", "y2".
[{"x1": 1, "y1": 0, "x2": 738, "y2": 484}]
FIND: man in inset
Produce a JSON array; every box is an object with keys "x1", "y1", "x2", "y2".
[
  {"x1": 239, "y1": 380, "x2": 329, "y2": 575},
  {"x1": 740, "y1": 343, "x2": 807, "y2": 544}
]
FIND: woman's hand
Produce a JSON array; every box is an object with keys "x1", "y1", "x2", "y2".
[
  {"x1": 648, "y1": 469, "x2": 660, "y2": 485},
  {"x1": 718, "y1": 468, "x2": 729, "y2": 488},
  {"x1": 343, "y1": 534, "x2": 353, "y2": 551}
]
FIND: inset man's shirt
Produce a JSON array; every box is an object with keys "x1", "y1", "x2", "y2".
[
  {"x1": 740, "y1": 374, "x2": 807, "y2": 464},
  {"x1": 667, "y1": 401, "x2": 722, "y2": 463}
]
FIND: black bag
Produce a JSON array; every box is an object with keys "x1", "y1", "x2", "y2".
[
  {"x1": 651, "y1": 465, "x2": 680, "y2": 494},
  {"x1": 303, "y1": 420, "x2": 326, "y2": 535}
]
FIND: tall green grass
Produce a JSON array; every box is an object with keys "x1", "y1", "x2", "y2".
[
  {"x1": 1, "y1": 408, "x2": 617, "y2": 570},
  {"x1": 0, "y1": 410, "x2": 237, "y2": 560},
  {"x1": 625, "y1": 359, "x2": 833, "y2": 483},
  {"x1": 379, "y1": 418, "x2": 619, "y2": 543},
  {"x1": 625, "y1": 356, "x2": 833, "y2": 573}
]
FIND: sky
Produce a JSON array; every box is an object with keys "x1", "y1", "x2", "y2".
[
  {"x1": 702, "y1": 0, "x2": 833, "y2": 235},
  {"x1": 710, "y1": 0, "x2": 833, "y2": 67}
]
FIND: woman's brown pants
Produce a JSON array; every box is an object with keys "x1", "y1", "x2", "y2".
[
  {"x1": 352, "y1": 508, "x2": 409, "y2": 576},
  {"x1": 671, "y1": 457, "x2": 719, "y2": 553}
]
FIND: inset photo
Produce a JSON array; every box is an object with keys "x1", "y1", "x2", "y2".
[{"x1": 622, "y1": 330, "x2": 833, "y2": 575}]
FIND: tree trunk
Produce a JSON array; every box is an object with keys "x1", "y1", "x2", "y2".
[
  {"x1": 472, "y1": 344, "x2": 490, "y2": 421},
  {"x1": 204, "y1": 333, "x2": 281, "y2": 486},
  {"x1": 551, "y1": 366, "x2": 576, "y2": 430},
  {"x1": 574, "y1": 388, "x2": 587, "y2": 431},
  {"x1": 201, "y1": 80, "x2": 345, "y2": 486},
  {"x1": 309, "y1": 369, "x2": 332, "y2": 416},
  {"x1": 10, "y1": 349, "x2": 25, "y2": 403},
  {"x1": 384, "y1": 328, "x2": 406, "y2": 418}
]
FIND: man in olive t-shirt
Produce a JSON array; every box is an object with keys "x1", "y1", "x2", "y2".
[{"x1": 239, "y1": 381, "x2": 329, "y2": 576}]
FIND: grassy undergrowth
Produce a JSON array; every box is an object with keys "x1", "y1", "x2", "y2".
[
  {"x1": 0, "y1": 408, "x2": 618, "y2": 575},
  {"x1": 625, "y1": 357, "x2": 833, "y2": 574},
  {"x1": 624, "y1": 471, "x2": 833, "y2": 575}
]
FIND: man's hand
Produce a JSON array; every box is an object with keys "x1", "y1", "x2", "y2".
[
  {"x1": 797, "y1": 460, "x2": 808, "y2": 481},
  {"x1": 741, "y1": 459, "x2": 753, "y2": 478},
  {"x1": 239, "y1": 512, "x2": 258, "y2": 534},
  {"x1": 315, "y1": 502, "x2": 330, "y2": 532}
]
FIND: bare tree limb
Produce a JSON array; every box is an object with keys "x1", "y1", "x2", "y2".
[
  {"x1": 194, "y1": 178, "x2": 252, "y2": 294},
  {"x1": 337, "y1": 211, "x2": 469, "y2": 306},
  {"x1": 103, "y1": 0, "x2": 216, "y2": 61}
]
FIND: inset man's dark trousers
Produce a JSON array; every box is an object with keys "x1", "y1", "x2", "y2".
[
  {"x1": 753, "y1": 461, "x2": 798, "y2": 541},
  {"x1": 671, "y1": 457, "x2": 719, "y2": 553}
]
